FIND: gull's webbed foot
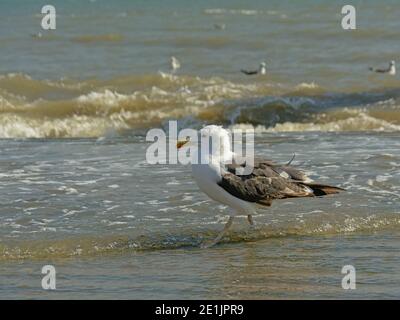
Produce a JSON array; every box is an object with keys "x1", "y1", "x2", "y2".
[{"x1": 200, "y1": 216, "x2": 234, "y2": 248}]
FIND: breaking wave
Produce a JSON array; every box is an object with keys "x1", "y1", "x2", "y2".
[
  {"x1": 1, "y1": 73, "x2": 400, "y2": 138},
  {"x1": 203, "y1": 8, "x2": 285, "y2": 16},
  {"x1": 2, "y1": 212, "x2": 400, "y2": 261}
]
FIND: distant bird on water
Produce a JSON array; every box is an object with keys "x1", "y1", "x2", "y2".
[
  {"x1": 170, "y1": 56, "x2": 181, "y2": 73},
  {"x1": 214, "y1": 23, "x2": 226, "y2": 30},
  {"x1": 31, "y1": 32, "x2": 43, "y2": 39},
  {"x1": 241, "y1": 61, "x2": 267, "y2": 76},
  {"x1": 369, "y1": 61, "x2": 396, "y2": 75},
  {"x1": 177, "y1": 125, "x2": 345, "y2": 248}
]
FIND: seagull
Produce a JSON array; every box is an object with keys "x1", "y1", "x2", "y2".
[
  {"x1": 369, "y1": 61, "x2": 396, "y2": 75},
  {"x1": 214, "y1": 23, "x2": 226, "y2": 30},
  {"x1": 241, "y1": 62, "x2": 267, "y2": 76},
  {"x1": 177, "y1": 125, "x2": 345, "y2": 248},
  {"x1": 31, "y1": 32, "x2": 43, "y2": 39},
  {"x1": 170, "y1": 56, "x2": 181, "y2": 73}
]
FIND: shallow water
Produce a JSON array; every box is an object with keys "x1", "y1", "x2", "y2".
[
  {"x1": 1, "y1": 132, "x2": 400, "y2": 298},
  {"x1": 4, "y1": 232, "x2": 400, "y2": 299},
  {"x1": 1, "y1": 0, "x2": 400, "y2": 299}
]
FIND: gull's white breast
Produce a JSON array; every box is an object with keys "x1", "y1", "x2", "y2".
[{"x1": 191, "y1": 162, "x2": 255, "y2": 215}]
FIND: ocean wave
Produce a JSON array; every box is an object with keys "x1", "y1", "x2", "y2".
[
  {"x1": 1, "y1": 73, "x2": 400, "y2": 138},
  {"x1": 2, "y1": 212, "x2": 400, "y2": 261},
  {"x1": 203, "y1": 8, "x2": 283, "y2": 16},
  {"x1": 265, "y1": 113, "x2": 400, "y2": 132},
  {"x1": 0, "y1": 114, "x2": 130, "y2": 139},
  {"x1": 0, "y1": 73, "x2": 88, "y2": 101}
]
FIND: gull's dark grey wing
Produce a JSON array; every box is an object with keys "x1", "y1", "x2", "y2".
[
  {"x1": 374, "y1": 68, "x2": 389, "y2": 73},
  {"x1": 227, "y1": 157, "x2": 310, "y2": 182},
  {"x1": 369, "y1": 65, "x2": 390, "y2": 73},
  {"x1": 219, "y1": 158, "x2": 344, "y2": 207},
  {"x1": 241, "y1": 69, "x2": 258, "y2": 75}
]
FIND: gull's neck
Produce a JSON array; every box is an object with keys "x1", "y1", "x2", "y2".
[{"x1": 219, "y1": 134, "x2": 234, "y2": 163}]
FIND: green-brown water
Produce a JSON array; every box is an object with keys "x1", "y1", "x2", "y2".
[
  {"x1": 1, "y1": 0, "x2": 400, "y2": 299},
  {"x1": 1, "y1": 133, "x2": 400, "y2": 298}
]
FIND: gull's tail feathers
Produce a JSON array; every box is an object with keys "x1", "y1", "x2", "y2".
[{"x1": 303, "y1": 183, "x2": 345, "y2": 197}]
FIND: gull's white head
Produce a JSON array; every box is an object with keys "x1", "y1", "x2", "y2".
[
  {"x1": 177, "y1": 125, "x2": 232, "y2": 163},
  {"x1": 200, "y1": 125, "x2": 232, "y2": 162},
  {"x1": 259, "y1": 61, "x2": 267, "y2": 75},
  {"x1": 200, "y1": 125, "x2": 230, "y2": 143}
]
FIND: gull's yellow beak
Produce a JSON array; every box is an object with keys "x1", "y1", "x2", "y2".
[{"x1": 177, "y1": 138, "x2": 190, "y2": 149}]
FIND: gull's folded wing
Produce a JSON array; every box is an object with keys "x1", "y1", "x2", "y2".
[
  {"x1": 218, "y1": 158, "x2": 344, "y2": 206},
  {"x1": 240, "y1": 69, "x2": 258, "y2": 75}
]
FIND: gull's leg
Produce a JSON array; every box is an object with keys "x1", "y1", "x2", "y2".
[
  {"x1": 201, "y1": 216, "x2": 234, "y2": 248},
  {"x1": 247, "y1": 214, "x2": 254, "y2": 226}
]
